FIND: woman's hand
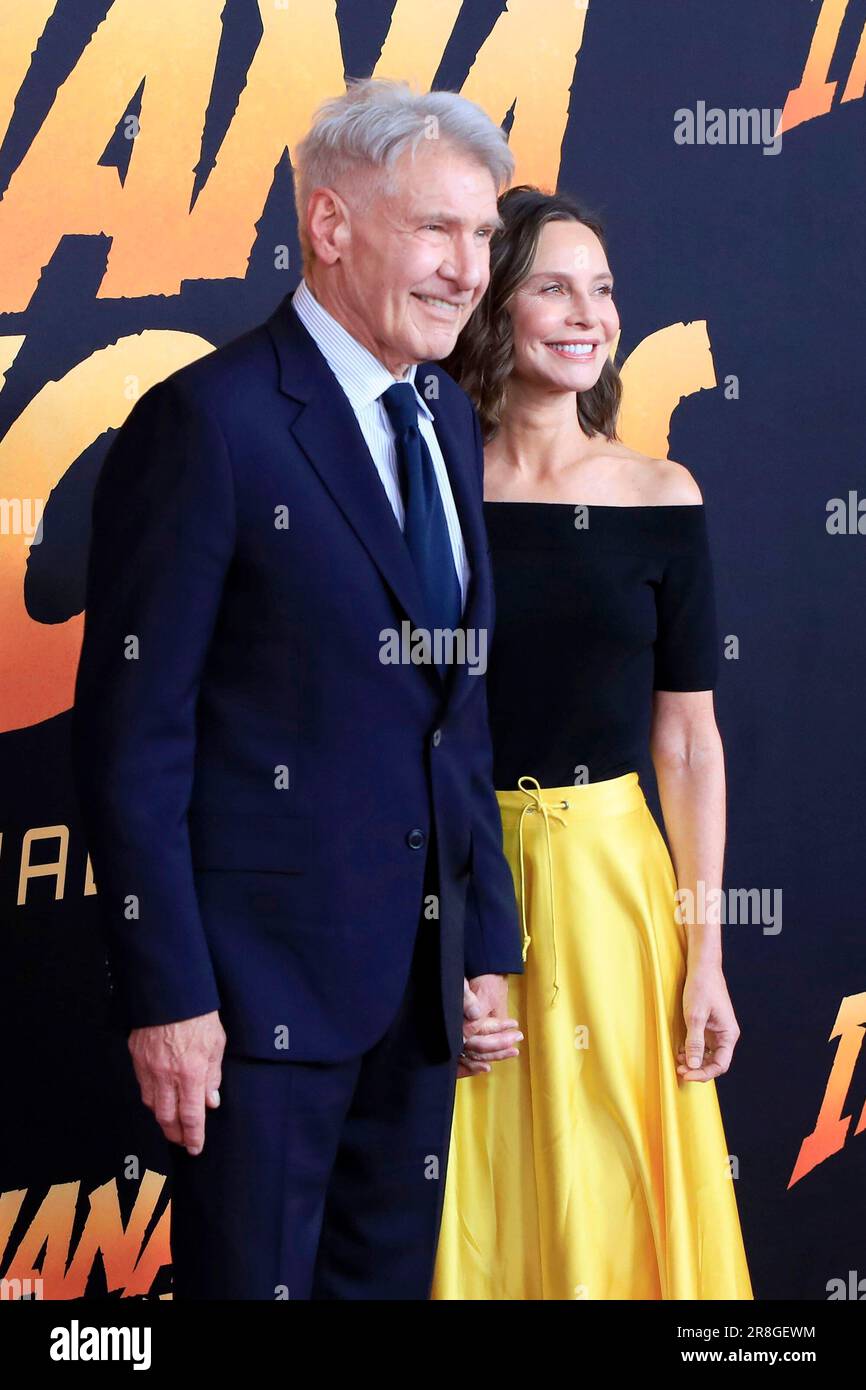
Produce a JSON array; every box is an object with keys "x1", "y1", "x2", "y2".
[{"x1": 677, "y1": 963, "x2": 740, "y2": 1081}]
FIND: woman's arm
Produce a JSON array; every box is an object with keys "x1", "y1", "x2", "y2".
[
  {"x1": 650, "y1": 688, "x2": 741, "y2": 1080},
  {"x1": 650, "y1": 689, "x2": 725, "y2": 967}
]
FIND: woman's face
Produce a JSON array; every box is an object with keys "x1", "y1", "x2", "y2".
[{"x1": 506, "y1": 219, "x2": 619, "y2": 393}]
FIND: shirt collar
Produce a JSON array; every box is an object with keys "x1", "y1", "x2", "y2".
[{"x1": 292, "y1": 277, "x2": 435, "y2": 422}]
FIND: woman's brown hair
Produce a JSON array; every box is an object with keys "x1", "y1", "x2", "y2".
[{"x1": 441, "y1": 184, "x2": 622, "y2": 443}]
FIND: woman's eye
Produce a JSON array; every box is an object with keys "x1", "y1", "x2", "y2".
[{"x1": 540, "y1": 282, "x2": 613, "y2": 296}]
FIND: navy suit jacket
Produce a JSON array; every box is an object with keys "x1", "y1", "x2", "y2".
[{"x1": 71, "y1": 290, "x2": 524, "y2": 1063}]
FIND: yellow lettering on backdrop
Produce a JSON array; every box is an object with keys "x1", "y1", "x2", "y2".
[
  {"x1": 18, "y1": 825, "x2": 69, "y2": 905},
  {"x1": 618, "y1": 322, "x2": 717, "y2": 460},
  {"x1": 0, "y1": 335, "x2": 26, "y2": 387}
]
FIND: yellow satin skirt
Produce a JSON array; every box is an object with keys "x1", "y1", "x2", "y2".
[{"x1": 432, "y1": 772, "x2": 753, "y2": 1300}]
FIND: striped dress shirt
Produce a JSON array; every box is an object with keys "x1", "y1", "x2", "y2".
[{"x1": 291, "y1": 276, "x2": 471, "y2": 612}]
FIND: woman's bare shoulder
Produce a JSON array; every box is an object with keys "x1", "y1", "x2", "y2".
[{"x1": 617, "y1": 448, "x2": 704, "y2": 505}]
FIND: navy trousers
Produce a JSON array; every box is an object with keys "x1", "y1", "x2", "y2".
[{"x1": 168, "y1": 859, "x2": 460, "y2": 1299}]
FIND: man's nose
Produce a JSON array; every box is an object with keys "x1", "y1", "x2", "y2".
[{"x1": 440, "y1": 233, "x2": 486, "y2": 290}]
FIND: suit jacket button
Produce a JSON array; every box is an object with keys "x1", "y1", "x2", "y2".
[
  {"x1": 431, "y1": 729, "x2": 442, "y2": 747},
  {"x1": 406, "y1": 829, "x2": 426, "y2": 850}
]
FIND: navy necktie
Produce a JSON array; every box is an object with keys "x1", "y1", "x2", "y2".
[{"x1": 380, "y1": 382, "x2": 463, "y2": 646}]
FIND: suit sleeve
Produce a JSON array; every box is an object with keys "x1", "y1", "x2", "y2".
[
  {"x1": 71, "y1": 375, "x2": 236, "y2": 1030},
  {"x1": 462, "y1": 404, "x2": 524, "y2": 978}
]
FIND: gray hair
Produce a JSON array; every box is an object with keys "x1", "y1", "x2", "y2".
[{"x1": 293, "y1": 78, "x2": 515, "y2": 275}]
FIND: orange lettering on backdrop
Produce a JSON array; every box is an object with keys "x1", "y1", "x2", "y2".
[
  {"x1": 617, "y1": 322, "x2": 717, "y2": 460},
  {"x1": 0, "y1": 1172, "x2": 170, "y2": 1298},
  {"x1": 0, "y1": 0, "x2": 590, "y2": 305},
  {"x1": 0, "y1": 0, "x2": 225, "y2": 309},
  {"x1": 0, "y1": 333, "x2": 214, "y2": 733},
  {"x1": 62, "y1": 1171, "x2": 170, "y2": 1299},
  {"x1": 0, "y1": 1, "x2": 56, "y2": 150},
  {"x1": 377, "y1": 0, "x2": 591, "y2": 191},
  {"x1": 789, "y1": 992, "x2": 866, "y2": 1186},
  {"x1": 779, "y1": 0, "x2": 866, "y2": 133}
]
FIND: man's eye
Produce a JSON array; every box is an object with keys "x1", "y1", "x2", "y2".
[{"x1": 597, "y1": 284, "x2": 614, "y2": 295}]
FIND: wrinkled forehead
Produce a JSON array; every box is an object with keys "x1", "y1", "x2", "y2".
[{"x1": 383, "y1": 142, "x2": 502, "y2": 218}]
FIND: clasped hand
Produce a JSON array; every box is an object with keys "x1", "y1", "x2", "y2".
[
  {"x1": 458, "y1": 974, "x2": 523, "y2": 1079},
  {"x1": 130, "y1": 977, "x2": 524, "y2": 1154}
]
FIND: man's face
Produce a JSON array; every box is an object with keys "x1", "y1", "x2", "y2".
[{"x1": 319, "y1": 141, "x2": 502, "y2": 377}]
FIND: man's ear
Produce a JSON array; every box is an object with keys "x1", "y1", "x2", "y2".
[{"x1": 306, "y1": 186, "x2": 348, "y2": 266}]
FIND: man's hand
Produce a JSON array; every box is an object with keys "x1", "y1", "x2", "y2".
[
  {"x1": 458, "y1": 975, "x2": 523, "y2": 1079},
  {"x1": 128, "y1": 1010, "x2": 226, "y2": 1154}
]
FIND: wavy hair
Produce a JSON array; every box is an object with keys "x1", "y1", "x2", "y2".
[{"x1": 441, "y1": 185, "x2": 622, "y2": 443}]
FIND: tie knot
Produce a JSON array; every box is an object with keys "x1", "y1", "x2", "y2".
[{"x1": 380, "y1": 381, "x2": 420, "y2": 436}]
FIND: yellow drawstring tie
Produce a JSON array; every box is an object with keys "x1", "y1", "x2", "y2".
[{"x1": 516, "y1": 775, "x2": 569, "y2": 1007}]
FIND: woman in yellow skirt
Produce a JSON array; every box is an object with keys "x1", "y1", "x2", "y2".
[{"x1": 431, "y1": 187, "x2": 753, "y2": 1300}]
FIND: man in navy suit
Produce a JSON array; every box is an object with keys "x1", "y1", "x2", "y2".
[{"x1": 71, "y1": 78, "x2": 523, "y2": 1299}]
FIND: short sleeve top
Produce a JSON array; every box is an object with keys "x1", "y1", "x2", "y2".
[{"x1": 482, "y1": 502, "x2": 719, "y2": 789}]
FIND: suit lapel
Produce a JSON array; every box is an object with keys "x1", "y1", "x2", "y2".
[
  {"x1": 265, "y1": 291, "x2": 487, "y2": 708},
  {"x1": 426, "y1": 394, "x2": 488, "y2": 713}
]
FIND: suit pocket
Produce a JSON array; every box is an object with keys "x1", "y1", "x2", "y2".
[{"x1": 188, "y1": 811, "x2": 310, "y2": 873}]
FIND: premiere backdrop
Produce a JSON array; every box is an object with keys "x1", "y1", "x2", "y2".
[{"x1": 1, "y1": 0, "x2": 864, "y2": 1301}]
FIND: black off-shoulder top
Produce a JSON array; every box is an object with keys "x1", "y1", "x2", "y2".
[{"x1": 481, "y1": 502, "x2": 719, "y2": 789}]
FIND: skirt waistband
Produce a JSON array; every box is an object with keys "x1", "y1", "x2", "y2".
[
  {"x1": 494, "y1": 772, "x2": 646, "y2": 1006},
  {"x1": 496, "y1": 770, "x2": 645, "y2": 819}
]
